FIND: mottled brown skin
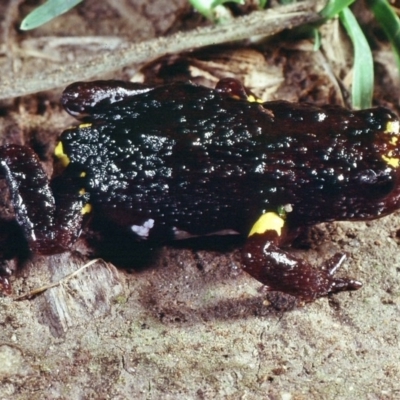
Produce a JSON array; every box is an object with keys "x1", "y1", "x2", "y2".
[{"x1": 1, "y1": 78, "x2": 400, "y2": 301}]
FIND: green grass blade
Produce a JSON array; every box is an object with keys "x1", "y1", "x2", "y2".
[
  {"x1": 339, "y1": 7, "x2": 374, "y2": 108},
  {"x1": 320, "y1": 0, "x2": 357, "y2": 19},
  {"x1": 20, "y1": 0, "x2": 83, "y2": 31},
  {"x1": 313, "y1": 28, "x2": 321, "y2": 51},
  {"x1": 212, "y1": 0, "x2": 244, "y2": 6},
  {"x1": 189, "y1": 0, "x2": 244, "y2": 22},
  {"x1": 366, "y1": 0, "x2": 400, "y2": 71}
]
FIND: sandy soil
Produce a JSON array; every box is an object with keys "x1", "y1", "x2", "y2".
[{"x1": 0, "y1": 1, "x2": 399, "y2": 399}]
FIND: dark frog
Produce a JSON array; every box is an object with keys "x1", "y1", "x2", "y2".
[{"x1": 1, "y1": 78, "x2": 400, "y2": 301}]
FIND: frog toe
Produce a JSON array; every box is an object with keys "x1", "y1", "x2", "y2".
[
  {"x1": 326, "y1": 277, "x2": 363, "y2": 295},
  {"x1": 242, "y1": 230, "x2": 363, "y2": 302},
  {"x1": 322, "y1": 252, "x2": 363, "y2": 294}
]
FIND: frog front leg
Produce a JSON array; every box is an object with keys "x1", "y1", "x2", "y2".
[
  {"x1": 61, "y1": 80, "x2": 156, "y2": 118},
  {"x1": 0, "y1": 144, "x2": 87, "y2": 255},
  {"x1": 241, "y1": 212, "x2": 362, "y2": 301}
]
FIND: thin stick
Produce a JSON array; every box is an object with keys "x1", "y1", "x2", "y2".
[
  {"x1": 0, "y1": 2, "x2": 320, "y2": 99},
  {"x1": 14, "y1": 258, "x2": 103, "y2": 300}
]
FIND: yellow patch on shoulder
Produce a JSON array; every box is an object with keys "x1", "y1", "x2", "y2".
[
  {"x1": 382, "y1": 155, "x2": 400, "y2": 168},
  {"x1": 54, "y1": 141, "x2": 70, "y2": 167},
  {"x1": 79, "y1": 123, "x2": 92, "y2": 129},
  {"x1": 385, "y1": 120, "x2": 400, "y2": 134},
  {"x1": 248, "y1": 212, "x2": 285, "y2": 237},
  {"x1": 81, "y1": 203, "x2": 92, "y2": 215},
  {"x1": 247, "y1": 94, "x2": 263, "y2": 104},
  {"x1": 381, "y1": 121, "x2": 400, "y2": 167}
]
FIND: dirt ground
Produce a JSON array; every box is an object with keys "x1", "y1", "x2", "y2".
[{"x1": 0, "y1": 1, "x2": 399, "y2": 399}]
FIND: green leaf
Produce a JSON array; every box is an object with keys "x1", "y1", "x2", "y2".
[
  {"x1": 339, "y1": 7, "x2": 374, "y2": 109},
  {"x1": 366, "y1": 0, "x2": 400, "y2": 71},
  {"x1": 212, "y1": 0, "x2": 244, "y2": 6},
  {"x1": 320, "y1": 0, "x2": 357, "y2": 19},
  {"x1": 189, "y1": 0, "x2": 243, "y2": 21},
  {"x1": 20, "y1": 0, "x2": 83, "y2": 31}
]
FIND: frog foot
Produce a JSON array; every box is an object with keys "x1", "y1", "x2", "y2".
[
  {"x1": 241, "y1": 230, "x2": 362, "y2": 302},
  {"x1": 0, "y1": 145, "x2": 87, "y2": 255}
]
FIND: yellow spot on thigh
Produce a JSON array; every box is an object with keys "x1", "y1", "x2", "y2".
[
  {"x1": 79, "y1": 123, "x2": 92, "y2": 129},
  {"x1": 249, "y1": 212, "x2": 285, "y2": 237}
]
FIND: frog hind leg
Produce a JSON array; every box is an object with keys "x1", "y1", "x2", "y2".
[
  {"x1": 0, "y1": 144, "x2": 86, "y2": 255},
  {"x1": 241, "y1": 213, "x2": 362, "y2": 302}
]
